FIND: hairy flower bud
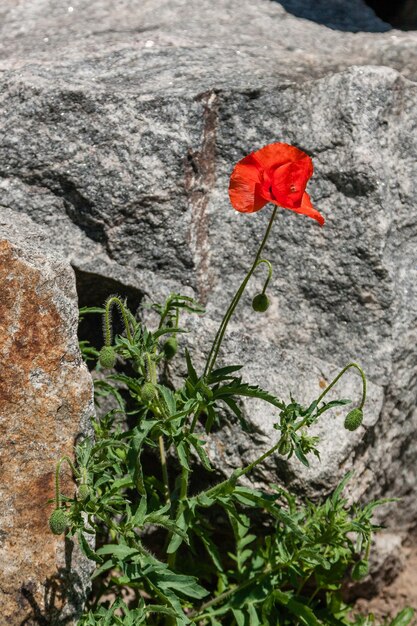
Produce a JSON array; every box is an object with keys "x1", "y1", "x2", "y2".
[
  {"x1": 49, "y1": 508, "x2": 69, "y2": 535},
  {"x1": 252, "y1": 293, "x2": 269, "y2": 313},
  {"x1": 344, "y1": 408, "x2": 363, "y2": 431},
  {"x1": 163, "y1": 337, "x2": 178, "y2": 360},
  {"x1": 351, "y1": 560, "x2": 369, "y2": 581},
  {"x1": 278, "y1": 438, "x2": 291, "y2": 456},
  {"x1": 141, "y1": 382, "x2": 158, "y2": 403},
  {"x1": 99, "y1": 345, "x2": 116, "y2": 369},
  {"x1": 77, "y1": 484, "x2": 90, "y2": 502}
]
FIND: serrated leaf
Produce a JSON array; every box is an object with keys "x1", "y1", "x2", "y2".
[
  {"x1": 77, "y1": 530, "x2": 101, "y2": 563},
  {"x1": 96, "y1": 544, "x2": 141, "y2": 560},
  {"x1": 176, "y1": 440, "x2": 191, "y2": 471},
  {"x1": 208, "y1": 364, "x2": 244, "y2": 382},
  {"x1": 153, "y1": 327, "x2": 187, "y2": 339},
  {"x1": 214, "y1": 379, "x2": 284, "y2": 411},
  {"x1": 294, "y1": 445, "x2": 310, "y2": 467},
  {"x1": 132, "y1": 496, "x2": 148, "y2": 527},
  {"x1": 158, "y1": 385, "x2": 177, "y2": 416},
  {"x1": 272, "y1": 590, "x2": 322, "y2": 625},
  {"x1": 190, "y1": 435, "x2": 213, "y2": 471},
  {"x1": 144, "y1": 513, "x2": 190, "y2": 544},
  {"x1": 90, "y1": 558, "x2": 117, "y2": 580},
  {"x1": 316, "y1": 399, "x2": 351, "y2": 417}
]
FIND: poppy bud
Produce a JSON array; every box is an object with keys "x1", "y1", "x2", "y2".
[
  {"x1": 141, "y1": 382, "x2": 158, "y2": 403},
  {"x1": 163, "y1": 337, "x2": 178, "y2": 360},
  {"x1": 49, "y1": 508, "x2": 69, "y2": 535},
  {"x1": 351, "y1": 560, "x2": 369, "y2": 581},
  {"x1": 99, "y1": 346, "x2": 116, "y2": 369},
  {"x1": 344, "y1": 408, "x2": 363, "y2": 431},
  {"x1": 278, "y1": 438, "x2": 291, "y2": 456},
  {"x1": 77, "y1": 484, "x2": 90, "y2": 502},
  {"x1": 252, "y1": 293, "x2": 269, "y2": 313}
]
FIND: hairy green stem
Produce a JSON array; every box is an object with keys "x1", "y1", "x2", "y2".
[
  {"x1": 54, "y1": 455, "x2": 79, "y2": 508},
  {"x1": 294, "y1": 363, "x2": 367, "y2": 433},
  {"x1": 204, "y1": 206, "x2": 278, "y2": 378},
  {"x1": 316, "y1": 362, "x2": 367, "y2": 410},
  {"x1": 190, "y1": 563, "x2": 278, "y2": 620},
  {"x1": 203, "y1": 439, "x2": 281, "y2": 501},
  {"x1": 158, "y1": 435, "x2": 171, "y2": 505},
  {"x1": 103, "y1": 296, "x2": 133, "y2": 345}
]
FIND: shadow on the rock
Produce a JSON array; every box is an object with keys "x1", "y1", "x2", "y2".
[
  {"x1": 20, "y1": 537, "x2": 86, "y2": 626},
  {"x1": 274, "y1": 0, "x2": 392, "y2": 32}
]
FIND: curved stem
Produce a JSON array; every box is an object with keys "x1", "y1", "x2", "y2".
[
  {"x1": 204, "y1": 206, "x2": 278, "y2": 378},
  {"x1": 104, "y1": 296, "x2": 133, "y2": 345},
  {"x1": 54, "y1": 455, "x2": 79, "y2": 508},
  {"x1": 315, "y1": 362, "x2": 367, "y2": 410},
  {"x1": 257, "y1": 258, "x2": 273, "y2": 294}
]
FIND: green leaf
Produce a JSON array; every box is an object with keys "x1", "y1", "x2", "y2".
[
  {"x1": 193, "y1": 526, "x2": 224, "y2": 572},
  {"x1": 153, "y1": 327, "x2": 187, "y2": 339},
  {"x1": 316, "y1": 399, "x2": 351, "y2": 416},
  {"x1": 248, "y1": 603, "x2": 261, "y2": 626},
  {"x1": 185, "y1": 348, "x2": 199, "y2": 384},
  {"x1": 272, "y1": 590, "x2": 322, "y2": 625},
  {"x1": 90, "y1": 558, "x2": 117, "y2": 580},
  {"x1": 166, "y1": 504, "x2": 191, "y2": 554},
  {"x1": 131, "y1": 496, "x2": 148, "y2": 527},
  {"x1": 214, "y1": 379, "x2": 284, "y2": 411},
  {"x1": 77, "y1": 530, "x2": 101, "y2": 563},
  {"x1": 96, "y1": 544, "x2": 141, "y2": 560},
  {"x1": 294, "y1": 444, "x2": 310, "y2": 467},
  {"x1": 208, "y1": 364, "x2": 243, "y2": 382},
  {"x1": 158, "y1": 385, "x2": 177, "y2": 416},
  {"x1": 146, "y1": 605, "x2": 178, "y2": 618},
  {"x1": 176, "y1": 440, "x2": 191, "y2": 471},
  {"x1": 390, "y1": 608, "x2": 415, "y2": 626},
  {"x1": 144, "y1": 513, "x2": 190, "y2": 544},
  {"x1": 232, "y1": 608, "x2": 246, "y2": 626},
  {"x1": 190, "y1": 434, "x2": 213, "y2": 471}
]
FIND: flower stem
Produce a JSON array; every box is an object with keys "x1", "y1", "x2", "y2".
[
  {"x1": 204, "y1": 206, "x2": 278, "y2": 378},
  {"x1": 202, "y1": 439, "x2": 281, "y2": 501},
  {"x1": 315, "y1": 362, "x2": 367, "y2": 410},
  {"x1": 158, "y1": 435, "x2": 171, "y2": 505},
  {"x1": 103, "y1": 296, "x2": 133, "y2": 345},
  {"x1": 54, "y1": 455, "x2": 79, "y2": 508}
]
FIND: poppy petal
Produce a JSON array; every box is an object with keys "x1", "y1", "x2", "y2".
[
  {"x1": 286, "y1": 192, "x2": 325, "y2": 226},
  {"x1": 271, "y1": 157, "x2": 313, "y2": 209},
  {"x1": 229, "y1": 155, "x2": 268, "y2": 213},
  {"x1": 252, "y1": 142, "x2": 312, "y2": 171}
]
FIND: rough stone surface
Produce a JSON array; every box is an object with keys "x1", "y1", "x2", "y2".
[
  {"x1": 0, "y1": 210, "x2": 94, "y2": 625},
  {"x1": 0, "y1": 0, "x2": 417, "y2": 586}
]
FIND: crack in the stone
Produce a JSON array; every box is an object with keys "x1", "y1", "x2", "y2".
[
  {"x1": 0, "y1": 170, "x2": 107, "y2": 245},
  {"x1": 185, "y1": 89, "x2": 219, "y2": 304}
]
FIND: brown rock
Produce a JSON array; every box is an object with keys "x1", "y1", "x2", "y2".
[{"x1": 0, "y1": 216, "x2": 94, "y2": 625}]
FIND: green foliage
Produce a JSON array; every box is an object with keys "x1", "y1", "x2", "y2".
[{"x1": 51, "y1": 294, "x2": 413, "y2": 626}]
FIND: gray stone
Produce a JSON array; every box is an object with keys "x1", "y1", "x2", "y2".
[{"x1": 0, "y1": 0, "x2": 416, "y2": 574}]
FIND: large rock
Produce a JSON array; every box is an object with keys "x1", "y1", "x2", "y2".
[
  {"x1": 0, "y1": 0, "x2": 416, "y2": 545},
  {"x1": 0, "y1": 210, "x2": 94, "y2": 625}
]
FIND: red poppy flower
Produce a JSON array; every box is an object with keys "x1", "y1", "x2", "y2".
[{"x1": 228, "y1": 142, "x2": 324, "y2": 226}]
